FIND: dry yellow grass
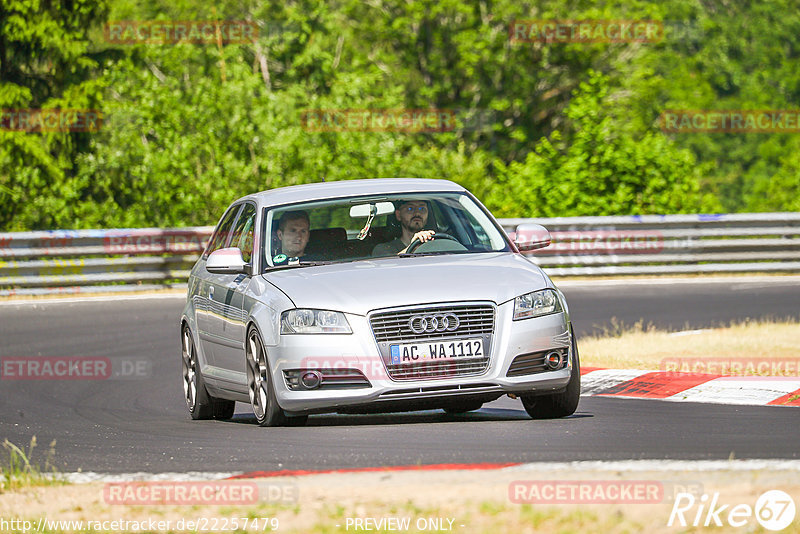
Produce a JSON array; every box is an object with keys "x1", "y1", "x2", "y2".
[
  {"x1": 2, "y1": 467, "x2": 799, "y2": 533},
  {"x1": 579, "y1": 319, "x2": 800, "y2": 372}
]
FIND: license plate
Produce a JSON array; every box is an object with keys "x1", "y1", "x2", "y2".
[{"x1": 389, "y1": 339, "x2": 483, "y2": 365}]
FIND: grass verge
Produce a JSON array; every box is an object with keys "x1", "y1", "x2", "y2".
[
  {"x1": 1, "y1": 468, "x2": 799, "y2": 533},
  {"x1": 579, "y1": 318, "x2": 799, "y2": 372},
  {"x1": 0, "y1": 437, "x2": 62, "y2": 493}
]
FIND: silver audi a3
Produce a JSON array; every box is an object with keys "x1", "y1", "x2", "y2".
[{"x1": 181, "y1": 178, "x2": 580, "y2": 426}]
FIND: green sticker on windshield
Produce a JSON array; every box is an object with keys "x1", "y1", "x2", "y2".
[{"x1": 273, "y1": 254, "x2": 287, "y2": 263}]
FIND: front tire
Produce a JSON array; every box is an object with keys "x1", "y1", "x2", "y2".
[
  {"x1": 181, "y1": 325, "x2": 235, "y2": 420},
  {"x1": 521, "y1": 328, "x2": 581, "y2": 419},
  {"x1": 246, "y1": 326, "x2": 309, "y2": 427}
]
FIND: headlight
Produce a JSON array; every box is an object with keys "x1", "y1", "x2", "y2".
[
  {"x1": 513, "y1": 289, "x2": 563, "y2": 320},
  {"x1": 280, "y1": 309, "x2": 352, "y2": 334}
]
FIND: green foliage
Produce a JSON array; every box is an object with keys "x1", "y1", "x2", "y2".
[
  {"x1": 0, "y1": 0, "x2": 109, "y2": 230},
  {"x1": 620, "y1": 0, "x2": 800, "y2": 212},
  {"x1": 485, "y1": 72, "x2": 720, "y2": 217},
  {"x1": 747, "y1": 143, "x2": 800, "y2": 211},
  {"x1": 1, "y1": 0, "x2": 798, "y2": 230}
]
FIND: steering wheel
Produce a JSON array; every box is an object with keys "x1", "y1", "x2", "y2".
[{"x1": 405, "y1": 232, "x2": 460, "y2": 253}]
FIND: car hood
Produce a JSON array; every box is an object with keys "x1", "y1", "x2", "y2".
[{"x1": 263, "y1": 253, "x2": 550, "y2": 315}]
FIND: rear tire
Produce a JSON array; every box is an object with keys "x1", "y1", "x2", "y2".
[
  {"x1": 521, "y1": 328, "x2": 581, "y2": 419},
  {"x1": 181, "y1": 325, "x2": 235, "y2": 420}
]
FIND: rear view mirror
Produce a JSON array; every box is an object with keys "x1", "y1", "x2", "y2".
[
  {"x1": 349, "y1": 202, "x2": 395, "y2": 218},
  {"x1": 206, "y1": 247, "x2": 248, "y2": 274},
  {"x1": 514, "y1": 224, "x2": 551, "y2": 252}
]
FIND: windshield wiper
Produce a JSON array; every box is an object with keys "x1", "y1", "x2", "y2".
[
  {"x1": 265, "y1": 260, "x2": 335, "y2": 271},
  {"x1": 397, "y1": 251, "x2": 466, "y2": 258}
]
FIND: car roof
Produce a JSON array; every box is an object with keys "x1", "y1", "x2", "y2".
[{"x1": 239, "y1": 178, "x2": 466, "y2": 207}]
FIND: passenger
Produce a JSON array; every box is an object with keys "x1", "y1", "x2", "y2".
[
  {"x1": 273, "y1": 210, "x2": 313, "y2": 264},
  {"x1": 372, "y1": 200, "x2": 436, "y2": 256}
]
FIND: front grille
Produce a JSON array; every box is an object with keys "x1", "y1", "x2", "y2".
[
  {"x1": 370, "y1": 303, "x2": 495, "y2": 381},
  {"x1": 385, "y1": 357, "x2": 490, "y2": 380},
  {"x1": 370, "y1": 304, "x2": 495, "y2": 344},
  {"x1": 507, "y1": 348, "x2": 568, "y2": 377},
  {"x1": 379, "y1": 382, "x2": 501, "y2": 397}
]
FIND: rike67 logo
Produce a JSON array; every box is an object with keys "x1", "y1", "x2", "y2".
[{"x1": 668, "y1": 490, "x2": 796, "y2": 531}]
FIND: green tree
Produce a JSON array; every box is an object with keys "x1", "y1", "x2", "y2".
[
  {"x1": 0, "y1": 0, "x2": 109, "y2": 230},
  {"x1": 485, "y1": 72, "x2": 719, "y2": 217},
  {"x1": 4, "y1": 0, "x2": 800, "y2": 231}
]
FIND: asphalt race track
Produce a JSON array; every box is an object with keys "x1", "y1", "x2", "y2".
[{"x1": 1, "y1": 277, "x2": 798, "y2": 474}]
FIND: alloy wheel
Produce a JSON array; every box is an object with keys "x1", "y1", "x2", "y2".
[{"x1": 181, "y1": 328, "x2": 197, "y2": 411}]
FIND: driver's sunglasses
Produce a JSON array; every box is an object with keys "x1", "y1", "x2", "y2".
[{"x1": 402, "y1": 206, "x2": 428, "y2": 213}]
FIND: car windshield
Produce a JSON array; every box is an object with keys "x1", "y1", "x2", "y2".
[{"x1": 261, "y1": 192, "x2": 511, "y2": 270}]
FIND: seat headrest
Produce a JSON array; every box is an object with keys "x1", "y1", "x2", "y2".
[
  {"x1": 310, "y1": 227, "x2": 346, "y2": 243},
  {"x1": 305, "y1": 227, "x2": 347, "y2": 256}
]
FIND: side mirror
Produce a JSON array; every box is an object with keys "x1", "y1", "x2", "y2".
[
  {"x1": 206, "y1": 247, "x2": 249, "y2": 274},
  {"x1": 514, "y1": 224, "x2": 551, "y2": 252}
]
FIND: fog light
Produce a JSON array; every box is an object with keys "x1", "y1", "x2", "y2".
[
  {"x1": 300, "y1": 371, "x2": 322, "y2": 389},
  {"x1": 545, "y1": 351, "x2": 563, "y2": 370}
]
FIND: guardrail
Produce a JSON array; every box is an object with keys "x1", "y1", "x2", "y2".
[
  {"x1": 501, "y1": 212, "x2": 800, "y2": 276},
  {"x1": 0, "y1": 227, "x2": 212, "y2": 296},
  {"x1": 1, "y1": 213, "x2": 799, "y2": 296}
]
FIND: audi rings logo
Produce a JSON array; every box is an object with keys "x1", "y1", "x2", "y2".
[{"x1": 408, "y1": 313, "x2": 460, "y2": 334}]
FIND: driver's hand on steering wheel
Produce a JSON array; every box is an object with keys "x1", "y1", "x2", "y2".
[
  {"x1": 412, "y1": 230, "x2": 435, "y2": 244},
  {"x1": 399, "y1": 230, "x2": 435, "y2": 254}
]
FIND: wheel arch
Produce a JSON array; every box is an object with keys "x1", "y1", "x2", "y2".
[
  {"x1": 244, "y1": 317, "x2": 283, "y2": 402},
  {"x1": 180, "y1": 315, "x2": 211, "y2": 371},
  {"x1": 246, "y1": 300, "x2": 281, "y2": 346}
]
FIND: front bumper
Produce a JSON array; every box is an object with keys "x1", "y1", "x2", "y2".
[{"x1": 267, "y1": 301, "x2": 572, "y2": 414}]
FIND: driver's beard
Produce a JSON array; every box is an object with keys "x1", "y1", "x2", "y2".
[{"x1": 403, "y1": 219, "x2": 425, "y2": 232}]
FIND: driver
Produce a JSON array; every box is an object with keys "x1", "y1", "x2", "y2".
[{"x1": 372, "y1": 200, "x2": 435, "y2": 256}]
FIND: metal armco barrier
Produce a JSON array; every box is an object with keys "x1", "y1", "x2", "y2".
[
  {"x1": 1, "y1": 213, "x2": 799, "y2": 296},
  {"x1": 0, "y1": 227, "x2": 213, "y2": 296},
  {"x1": 501, "y1": 212, "x2": 800, "y2": 276}
]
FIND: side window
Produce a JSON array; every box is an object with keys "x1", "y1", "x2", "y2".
[
  {"x1": 205, "y1": 205, "x2": 241, "y2": 256},
  {"x1": 230, "y1": 203, "x2": 257, "y2": 263}
]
